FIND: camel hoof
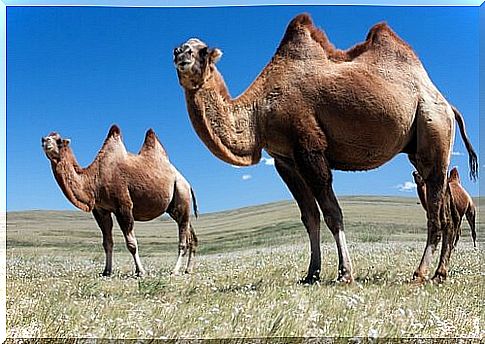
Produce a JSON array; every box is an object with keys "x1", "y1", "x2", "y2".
[
  {"x1": 336, "y1": 274, "x2": 353, "y2": 284},
  {"x1": 431, "y1": 272, "x2": 447, "y2": 284},
  {"x1": 298, "y1": 275, "x2": 320, "y2": 285},
  {"x1": 101, "y1": 270, "x2": 112, "y2": 277},
  {"x1": 412, "y1": 271, "x2": 428, "y2": 284},
  {"x1": 136, "y1": 271, "x2": 146, "y2": 278}
]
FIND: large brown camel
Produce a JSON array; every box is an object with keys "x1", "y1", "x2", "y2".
[
  {"x1": 173, "y1": 13, "x2": 478, "y2": 284},
  {"x1": 42, "y1": 125, "x2": 198, "y2": 277},
  {"x1": 413, "y1": 168, "x2": 477, "y2": 249}
]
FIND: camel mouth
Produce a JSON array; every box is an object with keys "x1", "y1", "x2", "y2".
[
  {"x1": 42, "y1": 134, "x2": 62, "y2": 154},
  {"x1": 42, "y1": 138, "x2": 56, "y2": 152},
  {"x1": 174, "y1": 46, "x2": 196, "y2": 73},
  {"x1": 176, "y1": 59, "x2": 195, "y2": 73}
]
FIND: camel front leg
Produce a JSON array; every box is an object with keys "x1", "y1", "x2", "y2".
[
  {"x1": 92, "y1": 208, "x2": 114, "y2": 276},
  {"x1": 275, "y1": 158, "x2": 321, "y2": 284},
  {"x1": 115, "y1": 208, "x2": 145, "y2": 277},
  {"x1": 293, "y1": 149, "x2": 353, "y2": 283}
]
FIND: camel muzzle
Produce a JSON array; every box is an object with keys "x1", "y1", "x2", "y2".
[
  {"x1": 174, "y1": 43, "x2": 199, "y2": 72},
  {"x1": 42, "y1": 137, "x2": 54, "y2": 151}
]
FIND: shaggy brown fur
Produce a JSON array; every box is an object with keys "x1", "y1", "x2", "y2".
[
  {"x1": 173, "y1": 13, "x2": 478, "y2": 284},
  {"x1": 414, "y1": 168, "x2": 477, "y2": 248},
  {"x1": 42, "y1": 125, "x2": 198, "y2": 276}
]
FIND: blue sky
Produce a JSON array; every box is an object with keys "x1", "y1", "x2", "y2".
[{"x1": 6, "y1": 5, "x2": 480, "y2": 213}]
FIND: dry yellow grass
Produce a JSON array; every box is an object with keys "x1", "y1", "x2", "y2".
[{"x1": 6, "y1": 197, "x2": 484, "y2": 339}]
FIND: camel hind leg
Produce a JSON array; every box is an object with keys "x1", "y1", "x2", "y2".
[
  {"x1": 172, "y1": 217, "x2": 189, "y2": 276},
  {"x1": 185, "y1": 224, "x2": 198, "y2": 274},
  {"x1": 169, "y1": 181, "x2": 196, "y2": 275},
  {"x1": 411, "y1": 100, "x2": 457, "y2": 282}
]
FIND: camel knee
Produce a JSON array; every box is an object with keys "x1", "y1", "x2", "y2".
[
  {"x1": 125, "y1": 239, "x2": 138, "y2": 254},
  {"x1": 321, "y1": 203, "x2": 343, "y2": 234},
  {"x1": 301, "y1": 212, "x2": 319, "y2": 232},
  {"x1": 189, "y1": 229, "x2": 198, "y2": 251},
  {"x1": 323, "y1": 213, "x2": 343, "y2": 233},
  {"x1": 178, "y1": 243, "x2": 188, "y2": 253},
  {"x1": 103, "y1": 239, "x2": 113, "y2": 252}
]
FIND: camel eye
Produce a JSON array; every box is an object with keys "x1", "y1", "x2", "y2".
[{"x1": 199, "y1": 47, "x2": 208, "y2": 58}]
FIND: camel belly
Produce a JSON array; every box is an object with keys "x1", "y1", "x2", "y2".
[
  {"x1": 129, "y1": 185, "x2": 174, "y2": 221},
  {"x1": 316, "y1": 77, "x2": 416, "y2": 170},
  {"x1": 325, "y1": 144, "x2": 398, "y2": 171}
]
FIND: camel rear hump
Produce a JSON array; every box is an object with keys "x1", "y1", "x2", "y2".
[{"x1": 139, "y1": 128, "x2": 168, "y2": 158}]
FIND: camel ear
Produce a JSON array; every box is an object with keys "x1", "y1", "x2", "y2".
[
  {"x1": 412, "y1": 171, "x2": 423, "y2": 185},
  {"x1": 209, "y1": 48, "x2": 222, "y2": 64}
]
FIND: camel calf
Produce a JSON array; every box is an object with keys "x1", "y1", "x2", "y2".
[
  {"x1": 42, "y1": 125, "x2": 198, "y2": 276},
  {"x1": 413, "y1": 168, "x2": 477, "y2": 248}
]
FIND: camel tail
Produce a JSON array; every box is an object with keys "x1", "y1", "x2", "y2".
[
  {"x1": 452, "y1": 105, "x2": 478, "y2": 181},
  {"x1": 190, "y1": 187, "x2": 199, "y2": 219}
]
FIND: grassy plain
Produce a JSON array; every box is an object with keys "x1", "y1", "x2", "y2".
[{"x1": 6, "y1": 196, "x2": 484, "y2": 339}]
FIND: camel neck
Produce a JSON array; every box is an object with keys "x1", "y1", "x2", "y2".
[
  {"x1": 52, "y1": 147, "x2": 96, "y2": 212},
  {"x1": 185, "y1": 69, "x2": 263, "y2": 166}
]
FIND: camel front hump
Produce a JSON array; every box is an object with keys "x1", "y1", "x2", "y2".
[{"x1": 42, "y1": 125, "x2": 199, "y2": 277}]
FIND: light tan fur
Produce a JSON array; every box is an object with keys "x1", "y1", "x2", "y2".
[
  {"x1": 42, "y1": 125, "x2": 198, "y2": 276},
  {"x1": 173, "y1": 14, "x2": 477, "y2": 284},
  {"x1": 413, "y1": 168, "x2": 477, "y2": 248}
]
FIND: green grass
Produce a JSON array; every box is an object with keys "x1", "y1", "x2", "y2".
[{"x1": 6, "y1": 196, "x2": 484, "y2": 339}]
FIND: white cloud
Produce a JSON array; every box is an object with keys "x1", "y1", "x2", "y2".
[
  {"x1": 452, "y1": 151, "x2": 464, "y2": 156},
  {"x1": 242, "y1": 174, "x2": 252, "y2": 181},
  {"x1": 260, "y1": 157, "x2": 275, "y2": 166},
  {"x1": 396, "y1": 181, "x2": 417, "y2": 192}
]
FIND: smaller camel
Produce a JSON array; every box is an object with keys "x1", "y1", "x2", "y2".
[
  {"x1": 413, "y1": 168, "x2": 477, "y2": 248},
  {"x1": 42, "y1": 125, "x2": 198, "y2": 276}
]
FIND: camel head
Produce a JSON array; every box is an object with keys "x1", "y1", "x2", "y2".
[
  {"x1": 173, "y1": 38, "x2": 223, "y2": 90},
  {"x1": 42, "y1": 132, "x2": 70, "y2": 163}
]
